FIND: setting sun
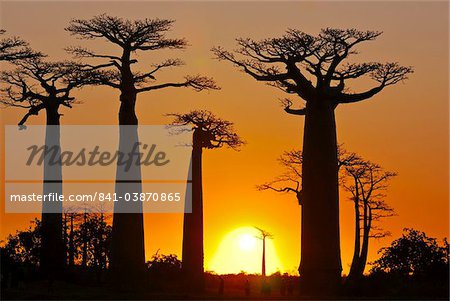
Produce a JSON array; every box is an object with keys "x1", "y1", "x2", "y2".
[
  {"x1": 207, "y1": 227, "x2": 283, "y2": 274},
  {"x1": 238, "y1": 233, "x2": 257, "y2": 251}
]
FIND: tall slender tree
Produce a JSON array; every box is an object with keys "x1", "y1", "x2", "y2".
[
  {"x1": 169, "y1": 110, "x2": 243, "y2": 292},
  {"x1": 342, "y1": 159, "x2": 396, "y2": 281},
  {"x1": 0, "y1": 55, "x2": 91, "y2": 277},
  {"x1": 259, "y1": 147, "x2": 396, "y2": 283},
  {"x1": 255, "y1": 227, "x2": 273, "y2": 277},
  {"x1": 66, "y1": 15, "x2": 218, "y2": 284},
  {"x1": 213, "y1": 28, "x2": 412, "y2": 293}
]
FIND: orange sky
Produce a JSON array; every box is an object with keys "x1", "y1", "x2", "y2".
[{"x1": 0, "y1": 1, "x2": 448, "y2": 275}]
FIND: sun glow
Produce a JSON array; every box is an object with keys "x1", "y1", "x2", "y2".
[
  {"x1": 238, "y1": 233, "x2": 257, "y2": 251},
  {"x1": 207, "y1": 227, "x2": 283, "y2": 274}
]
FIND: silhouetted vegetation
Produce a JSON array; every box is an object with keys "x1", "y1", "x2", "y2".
[
  {"x1": 146, "y1": 253, "x2": 182, "y2": 292},
  {"x1": 1, "y1": 54, "x2": 95, "y2": 279},
  {"x1": 169, "y1": 110, "x2": 243, "y2": 292},
  {"x1": 0, "y1": 56, "x2": 91, "y2": 127},
  {"x1": 214, "y1": 28, "x2": 413, "y2": 294},
  {"x1": 257, "y1": 149, "x2": 304, "y2": 205},
  {"x1": 342, "y1": 155, "x2": 396, "y2": 281},
  {"x1": 62, "y1": 211, "x2": 112, "y2": 276},
  {"x1": 2, "y1": 219, "x2": 41, "y2": 267},
  {"x1": 259, "y1": 147, "x2": 397, "y2": 284},
  {"x1": 0, "y1": 30, "x2": 39, "y2": 61},
  {"x1": 344, "y1": 229, "x2": 449, "y2": 298},
  {"x1": 255, "y1": 227, "x2": 273, "y2": 277},
  {"x1": 371, "y1": 228, "x2": 449, "y2": 277},
  {"x1": 65, "y1": 15, "x2": 218, "y2": 285},
  {"x1": 1, "y1": 214, "x2": 112, "y2": 292},
  {"x1": 1, "y1": 223, "x2": 448, "y2": 299},
  {"x1": 1, "y1": 13, "x2": 445, "y2": 300}
]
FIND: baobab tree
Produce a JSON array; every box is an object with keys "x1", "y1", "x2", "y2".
[
  {"x1": 0, "y1": 29, "x2": 38, "y2": 61},
  {"x1": 169, "y1": 110, "x2": 243, "y2": 292},
  {"x1": 262, "y1": 148, "x2": 396, "y2": 282},
  {"x1": 255, "y1": 227, "x2": 273, "y2": 277},
  {"x1": 0, "y1": 55, "x2": 92, "y2": 277},
  {"x1": 65, "y1": 15, "x2": 218, "y2": 283},
  {"x1": 213, "y1": 28, "x2": 413, "y2": 292},
  {"x1": 342, "y1": 159, "x2": 396, "y2": 281}
]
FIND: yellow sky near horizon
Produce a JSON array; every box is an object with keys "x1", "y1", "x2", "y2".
[{"x1": 0, "y1": 1, "x2": 448, "y2": 275}]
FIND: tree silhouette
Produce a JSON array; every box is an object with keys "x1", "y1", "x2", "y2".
[
  {"x1": 258, "y1": 147, "x2": 394, "y2": 284},
  {"x1": 2, "y1": 213, "x2": 112, "y2": 285},
  {"x1": 62, "y1": 210, "x2": 112, "y2": 269},
  {"x1": 146, "y1": 253, "x2": 182, "y2": 289},
  {"x1": 255, "y1": 227, "x2": 273, "y2": 277},
  {"x1": 257, "y1": 150, "x2": 303, "y2": 205},
  {"x1": 0, "y1": 30, "x2": 38, "y2": 61},
  {"x1": 169, "y1": 110, "x2": 243, "y2": 292},
  {"x1": 66, "y1": 15, "x2": 218, "y2": 284},
  {"x1": 213, "y1": 28, "x2": 413, "y2": 293},
  {"x1": 72, "y1": 212, "x2": 112, "y2": 281},
  {"x1": 0, "y1": 56, "x2": 88, "y2": 127},
  {"x1": 2, "y1": 219, "x2": 41, "y2": 266},
  {"x1": 342, "y1": 159, "x2": 396, "y2": 281},
  {"x1": 371, "y1": 229, "x2": 449, "y2": 277},
  {"x1": 0, "y1": 55, "x2": 92, "y2": 278}
]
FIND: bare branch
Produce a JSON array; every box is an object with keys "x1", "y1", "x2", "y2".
[
  {"x1": 134, "y1": 59, "x2": 184, "y2": 83},
  {"x1": 65, "y1": 46, "x2": 122, "y2": 62},
  {"x1": 17, "y1": 103, "x2": 46, "y2": 127},
  {"x1": 1, "y1": 56, "x2": 90, "y2": 125},
  {"x1": 137, "y1": 75, "x2": 219, "y2": 93},
  {"x1": 0, "y1": 30, "x2": 41, "y2": 61},
  {"x1": 280, "y1": 98, "x2": 306, "y2": 115},
  {"x1": 336, "y1": 62, "x2": 413, "y2": 104},
  {"x1": 371, "y1": 62, "x2": 413, "y2": 86}
]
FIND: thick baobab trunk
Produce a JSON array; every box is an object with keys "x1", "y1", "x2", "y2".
[
  {"x1": 110, "y1": 87, "x2": 146, "y2": 285},
  {"x1": 40, "y1": 104, "x2": 65, "y2": 277},
  {"x1": 299, "y1": 99, "x2": 342, "y2": 294},
  {"x1": 262, "y1": 238, "x2": 266, "y2": 277},
  {"x1": 181, "y1": 128, "x2": 205, "y2": 292}
]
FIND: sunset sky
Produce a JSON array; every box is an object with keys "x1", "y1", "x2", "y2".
[{"x1": 0, "y1": 1, "x2": 448, "y2": 275}]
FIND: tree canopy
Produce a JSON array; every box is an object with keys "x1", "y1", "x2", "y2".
[
  {"x1": 168, "y1": 110, "x2": 244, "y2": 150},
  {"x1": 213, "y1": 28, "x2": 413, "y2": 114},
  {"x1": 371, "y1": 228, "x2": 449, "y2": 276},
  {"x1": 342, "y1": 158, "x2": 397, "y2": 239},
  {"x1": 0, "y1": 29, "x2": 39, "y2": 61},
  {"x1": 65, "y1": 14, "x2": 219, "y2": 93},
  {"x1": 0, "y1": 56, "x2": 92, "y2": 126}
]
